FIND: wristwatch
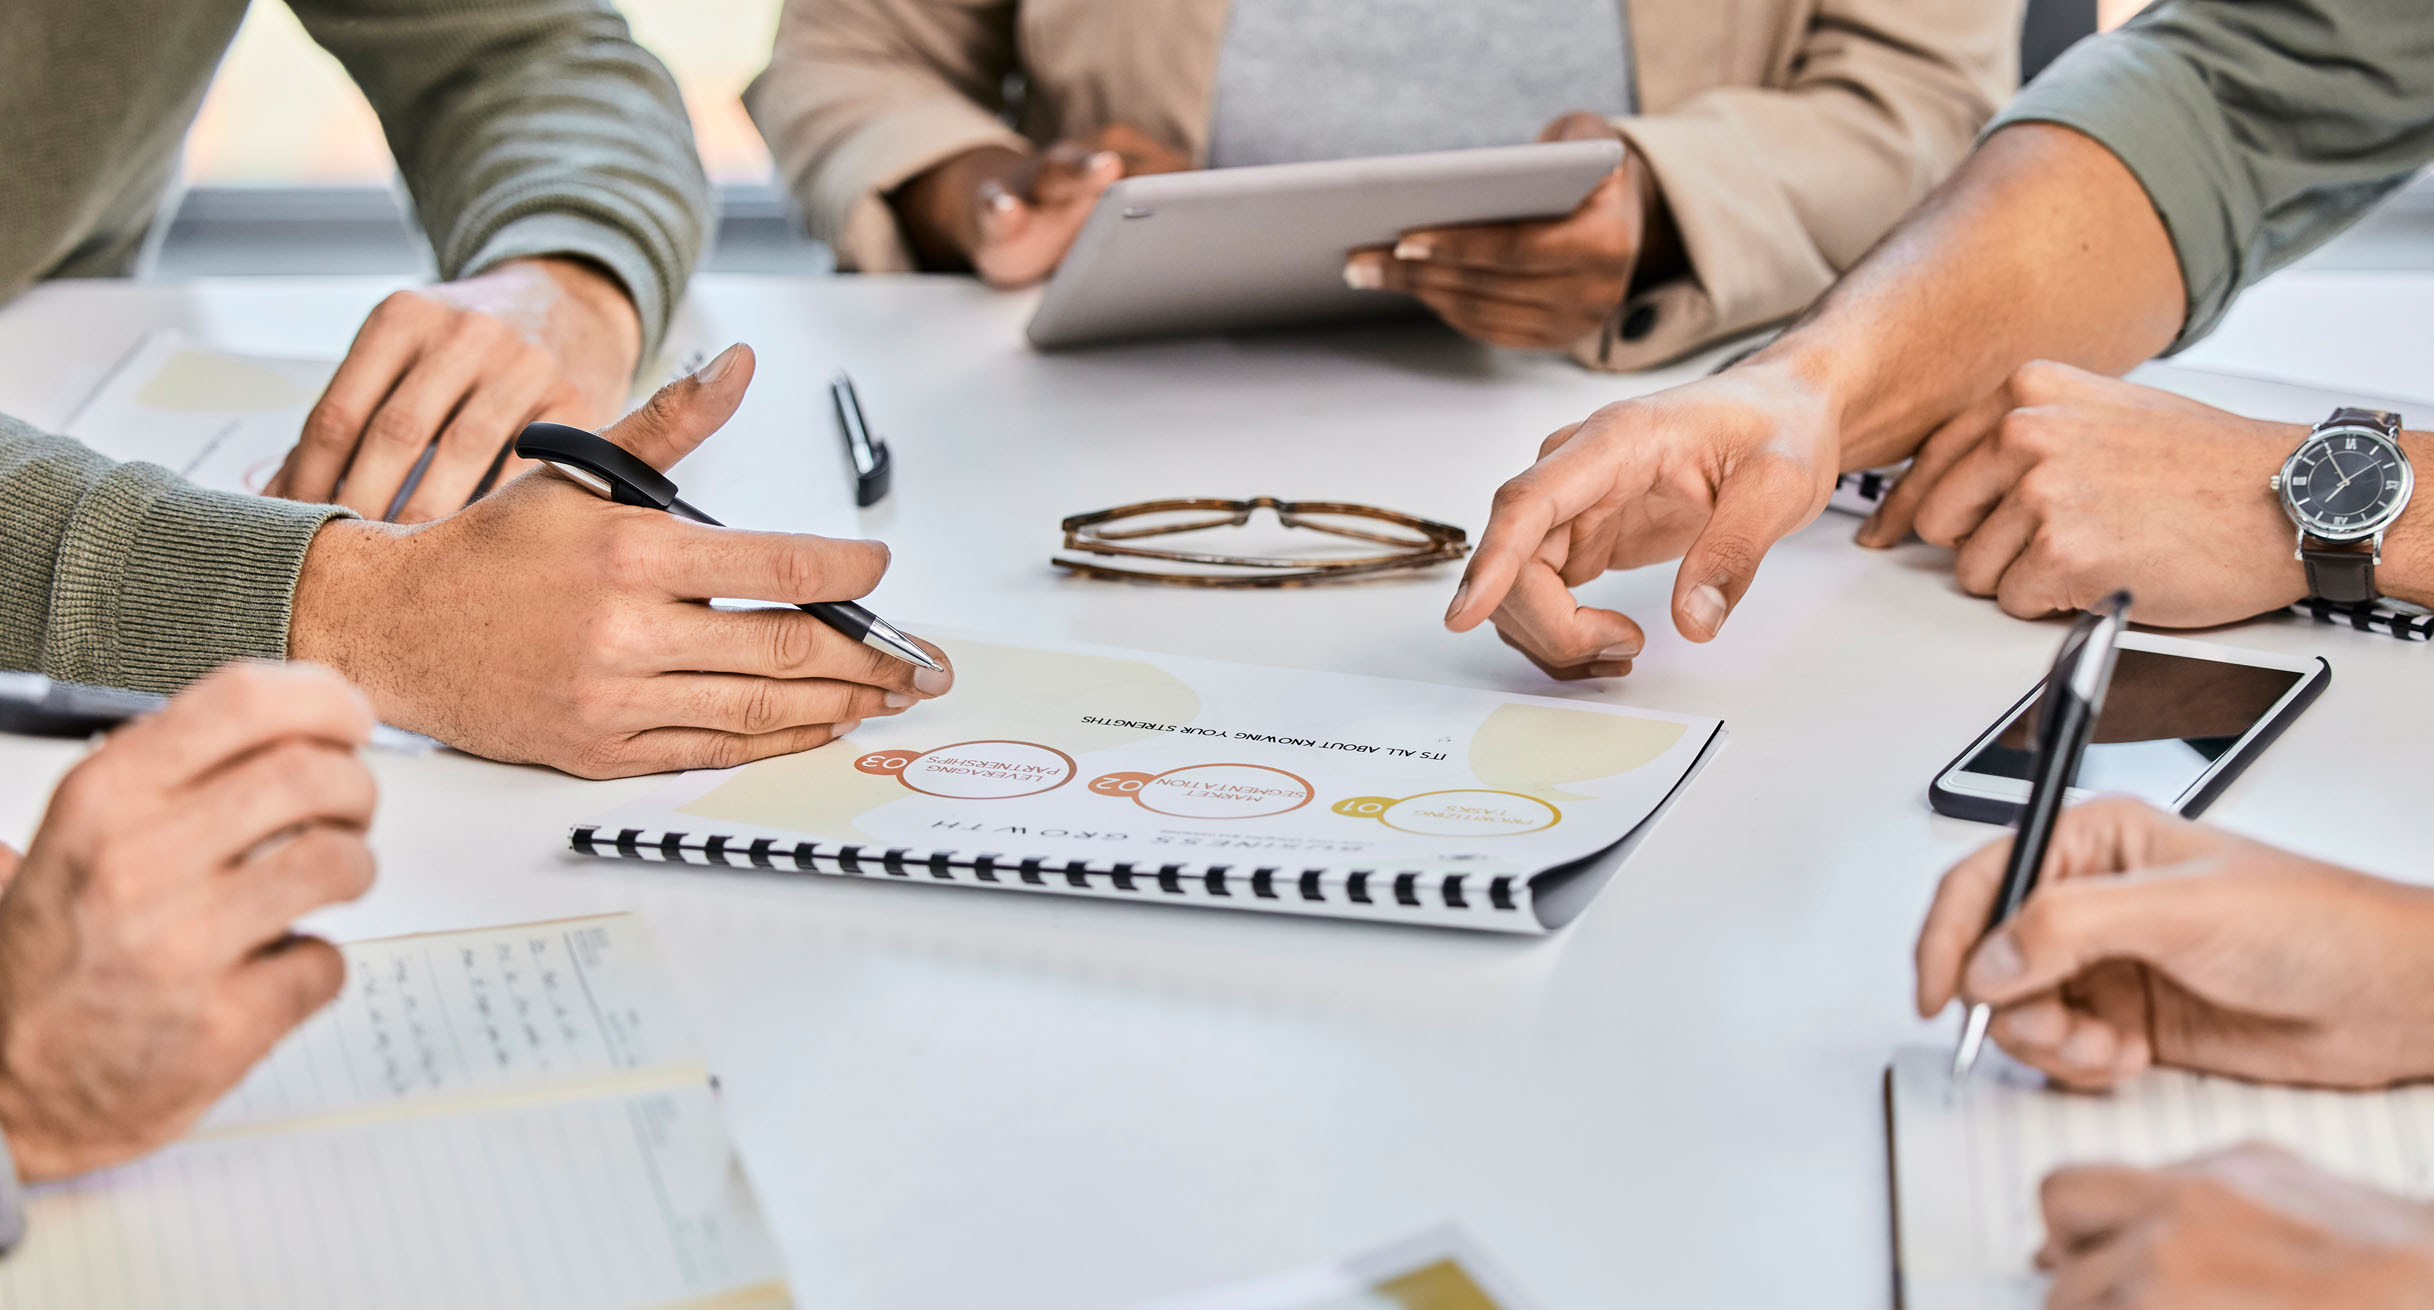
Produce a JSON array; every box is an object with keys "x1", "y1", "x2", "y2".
[{"x1": 2271, "y1": 407, "x2": 2415, "y2": 605}]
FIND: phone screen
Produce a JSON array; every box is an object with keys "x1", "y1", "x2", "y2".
[{"x1": 1958, "y1": 648, "x2": 2304, "y2": 804}]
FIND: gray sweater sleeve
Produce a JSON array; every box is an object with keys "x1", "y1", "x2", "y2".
[
  {"x1": 0, "y1": 418, "x2": 351, "y2": 693},
  {"x1": 1989, "y1": 0, "x2": 2434, "y2": 350},
  {"x1": 283, "y1": 0, "x2": 714, "y2": 365}
]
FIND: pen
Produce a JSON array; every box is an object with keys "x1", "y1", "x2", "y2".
[
  {"x1": 0, "y1": 672, "x2": 439, "y2": 754},
  {"x1": 830, "y1": 371, "x2": 893, "y2": 508},
  {"x1": 1951, "y1": 589, "x2": 2132, "y2": 1083},
  {"x1": 513, "y1": 421, "x2": 942, "y2": 673}
]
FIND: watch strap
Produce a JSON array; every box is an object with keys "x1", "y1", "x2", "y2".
[
  {"x1": 2303, "y1": 546, "x2": 2378, "y2": 605},
  {"x1": 2325, "y1": 407, "x2": 2403, "y2": 436}
]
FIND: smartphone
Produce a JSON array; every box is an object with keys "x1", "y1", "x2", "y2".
[{"x1": 1929, "y1": 632, "x2": 2330, "y2": 824}]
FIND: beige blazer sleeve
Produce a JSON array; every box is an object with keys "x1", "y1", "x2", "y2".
[
  {"x1": 1586, "y1": 0, "x2": 2020, "y2": 371},
  {"x1": 745, "y1": 0, "x2": 1031, "y2": 272}
]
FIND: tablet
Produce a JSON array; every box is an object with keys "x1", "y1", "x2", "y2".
[{"x1": 1024, "y1": 139, "x2": 1625, "y2": 349}]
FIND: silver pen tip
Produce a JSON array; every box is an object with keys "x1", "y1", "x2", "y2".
[
  {"x1": 1950, "y1": 1003, "x2": 1993, "y2": 1083},
  {"x1": 865, "y1": 618, "x2": 943, "y2": 672}
]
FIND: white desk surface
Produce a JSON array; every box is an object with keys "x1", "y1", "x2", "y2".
[{"x1": 0, "y1": 271, "x2": 2427, "y2": 1309}]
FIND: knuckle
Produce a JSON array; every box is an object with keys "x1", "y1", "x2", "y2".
[
  {"x1": 731, "y1": 681, "x2": 789, "y2": 735},
  {"x1": 770, "y1": 544, "x2": 832, "y2": 600},
  {"x1": 597, "y1": 526, "x2": 664, "y2": 591},
  {"x1": 766, "y1": 615, "x2": 822, "y2": 674},
  {"x1": 567, "y1": 734, "x2": 639, "y2": 780},
  {"x1": 1994, "y1": 411, "x2": 2046, "y2": 454}
]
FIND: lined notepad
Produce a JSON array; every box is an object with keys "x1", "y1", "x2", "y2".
[
  {"x1": 0, "y1": 916, "x2": 788, "y2": 1309},
  {"x1": 1887, "y1": 1046, "x2": 2434, "y2": 1310}
]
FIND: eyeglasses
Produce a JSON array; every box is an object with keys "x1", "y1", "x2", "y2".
[{"x1": 1054, "y1": 497, "x2": 1470, "y2": 587}]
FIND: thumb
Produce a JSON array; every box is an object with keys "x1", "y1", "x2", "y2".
[
  {"x1": 602, "y1": 342, "x2": 756, "y2": 472},
  {"x1": 1670, "y1": 460, "x2": 1815, "y2": 642},
  {"x1": 1961, "y1": 877, "x2": 2191, "y2": 1007}
]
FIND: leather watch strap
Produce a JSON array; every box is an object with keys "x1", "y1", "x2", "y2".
[
  {"x1": 2328, "y1": 407, "x2": 2403, "y2": 435},
  {"x1": 2303, "y1": 547, "x2": 2378, "y2": 604}
]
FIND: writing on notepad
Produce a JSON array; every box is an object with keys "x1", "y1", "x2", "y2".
[
  {"x1": 0, "y1": 915, "x2": 789, "y2": 1310},
  {"x1": 1887, "y1": 1046, "x2": 2434, "y2": 1310}
]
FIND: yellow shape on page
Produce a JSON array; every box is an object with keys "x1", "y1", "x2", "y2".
[
  {"x1": 134, "y1": 348, "x2": 316, "y2": 412},
  {"x1": 675, "y1": 639, "x2": 1202, "y2": 840},
  {"x1": 1467, "y1": 702, "x2": 1685, "y2": 803}
]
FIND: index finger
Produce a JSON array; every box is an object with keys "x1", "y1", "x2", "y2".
[
  {"x1": 103, "y1": 664, "x2": 376, "y2": 792},
  {"x1": 2038, "y1": 1164, "x2": 2170, "y2": 1261},
  {"x1": 1914, "y1": 833, "x2": 2015, "y2": 1015},
  {"x1": 276, "y1": 296, "x2": 435, "y2": 504},
  {"x1": 1396, "y1": 214, "x2": 1583, "y2": 273},
  {"x1": 641, "y1": 519, "x2": 893, "y2": 605},
  {"x1": 1447, "y1": 421, "x2": 1645, "y2": 631}
]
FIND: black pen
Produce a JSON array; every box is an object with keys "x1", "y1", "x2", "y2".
[
  {"x1": 0, "y1": 673, "x2": 438, "y2": 753},
  {"x1": 513, "y1": 422, "x2": 942, "y2": 673},
  {"x1": 1951, "y1": 589, "x2": 2132, "y2": 1082},
  {"x1": 830, "y1": 371, "x2": 893, "y2": 508}
]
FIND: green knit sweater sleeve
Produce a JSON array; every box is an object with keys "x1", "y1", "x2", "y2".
[
  {"x1": 284, "y1": 0, "x2": 713, "y2": 365},
  {"x1": 0, "y1": 416, "x2": 352, "y2": 693}
]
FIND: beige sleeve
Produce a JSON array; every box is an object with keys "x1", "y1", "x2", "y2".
[
  {"x1": 1578, "y1": 0, "x2": 2021, "y2": 372},
  {"x1": 745, "y1": 0, "x2": 1032, "y2": 272}
]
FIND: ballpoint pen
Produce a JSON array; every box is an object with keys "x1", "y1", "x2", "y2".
[
  {"x1": 0, "y1": 673, "x2": 438, "y2": 754},
  {"x1": 513, "y1": 422, "x2": 943, "y2": 673},
  {"x1": 1951, "y1": 589, "x2": 2132, "y2": 1083},
  {"x1": 830, "y1": 371, "x2": 893, "y2": 508}
]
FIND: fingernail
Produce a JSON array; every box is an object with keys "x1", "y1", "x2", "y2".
[
  {"x1": 981, "y1": 183, "x2": 1017, "y2": 216},
  {"x1": 913, "y1": 667, "x2": 952, "y2": 696},
  {"x1": 1856, "y1": 514, "x2": 1886, "y2": 548},
  {"x1": 833, "y1": 719, "x2": 862, "y2": 738},
  {"x1": 1683, "y1": 584, "x2": 1728, "y2": 638},
  {"x1": 1595, "y1": 642, "x2": 1641, "y2": 662},
  {"x1": 1393, "y1": 238, "x2": 1430, "y2": 261},
  {"x1": 695, "y1": 343, "x2": 745, "y2": 384},
  {"x1": 2060, "y1": 1026, "x2": 2111, "y2": 1068},
  {"x1": 2010, "y1": 1003, "x2": 2066, "y2": 1046},
  {"x1": 1089, "y1": 150, "x2": 1121, "y2": 175},
  {"x1": 1343, "y1": 259, "x2": 1382, "y2": 291},
  {"x1": 1964, "y1": 931, "x2": 2023, "y2": 994},
  {"x1": 1443, "y1": 583, "x2": 1471, "y2": 623},
  {"x1": 883, "y1": 691, "x2": 915, "y2": 710}
]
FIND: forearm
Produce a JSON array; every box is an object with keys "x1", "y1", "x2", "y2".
[
  {"x1": 293, "y1": 0, "x2": 709, "y2": 365},
  {"x1": 2366, "y1": 433, "x2": 2434, "y2": 611},
  {"x1": 1755, "y1": 124, "x2": 2185, "y2": 469}
]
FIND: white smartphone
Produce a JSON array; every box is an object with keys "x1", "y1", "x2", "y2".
[{"x1": 1929, "y1": 632, "x2": 2329, "y2": 824}]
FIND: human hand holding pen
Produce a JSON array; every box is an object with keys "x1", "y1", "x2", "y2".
[
  {"x1": 289, "y1": 344, "x2": 953, "y2": 779},
  {"x1": 1914, "y1": 798, "x2": 2434, "y2": 1091}
]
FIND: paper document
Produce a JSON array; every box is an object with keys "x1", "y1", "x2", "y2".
[
  {"x1": 1139, "y1": 1225, "x2": 1533, "y2": 1310},
  {"x1": 63, "y1": 330, "x2": 333, "y2": 497},
  {"x1": 1887, "y1": 1045, "x2": 2434, "y2": 1310},
  {"x1": 0, "y1": 915, "x2": 789, "y2": 1310},
  {"x1": 573, "y1": 633, "x2": 1724, "y2": 932}
]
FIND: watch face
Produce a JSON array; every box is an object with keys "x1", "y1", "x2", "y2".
[{"x1": 2282, "y1": 428, "x2": 2413, "y2": 540}]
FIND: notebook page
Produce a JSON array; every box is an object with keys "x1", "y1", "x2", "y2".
[
  {"x1": 0, "y1": 1083, "x2": 788, "y2": 1310},
  {"x1": 199, "y1": 914, "x2": 705, "y2": 1137},
  {"x1": 1888, "y1": 1046, "x2": 2434, "y2": 1310},
  {"x1": 63, "y1": 331, "x2": 334, "y2": 498}
]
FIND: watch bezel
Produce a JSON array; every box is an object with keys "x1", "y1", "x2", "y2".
[{"x1": 2278, "y1": 425, "x2": 2414, "y2": 543}]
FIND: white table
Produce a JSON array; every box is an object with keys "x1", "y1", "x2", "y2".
[{"x1": 1, "y1": 272, "x2": 2428, "y2": 1309}]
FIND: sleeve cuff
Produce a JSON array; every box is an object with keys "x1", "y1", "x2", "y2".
[
  {"x1": 1986, "y1": 39, "x2": 2247, "y2": 350},
  {"x1": 771, "y1": 93, "x2": 1027, "y2": 273},
  {"x1": 462, "y1": 212, "x2": 686, "y2": 375},
  {"x1": 46, "y1": 463, "x2": 352, "y2": 694}
]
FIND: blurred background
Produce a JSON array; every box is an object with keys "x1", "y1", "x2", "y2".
[{"x1": 163, "y1": 0, "x2": 2427, "y2": 279}]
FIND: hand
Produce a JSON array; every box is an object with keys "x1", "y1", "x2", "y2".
[
  {"x1": 288, "y1": 344, "x2": 955, "y2": 779},
  {"x1": 2038, "y1": 1145, "x2": 2434, "y2": 1308},
  {"x1": 894, "y1": 124, "x2": 1189, "y2": 288},
  {"x1": 1856, "y1": 362, "x2": 2308, "y2": 625},
  {"x1": 1343, "y1": 112, "x2": 1677, "y2": 351},
  {"x1": 1443, "y1": 362, "x2": 1840, "y2": 676},
  {"x1": 0, "y1": 663, "x2": 378, "y2": 1182},
  {"x1": 1914, "y1": 798, "x2": 2434, "y2": 1092},
  {"x1": 268, "y1": 256, "x2": 644, "y2": 524}
]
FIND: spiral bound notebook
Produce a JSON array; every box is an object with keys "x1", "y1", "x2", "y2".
[{"x1": 570, "y1": 635, "x2": 1724, "y2": 934}]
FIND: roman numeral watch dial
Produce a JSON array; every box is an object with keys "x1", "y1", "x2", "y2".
[{"x1": 2274, "y1": 408, "x2": 2414, "y2": 605}]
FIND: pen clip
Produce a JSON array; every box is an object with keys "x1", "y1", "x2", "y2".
[{"x1": 514, "y1": 422, "x2": 681, "y2": 511}]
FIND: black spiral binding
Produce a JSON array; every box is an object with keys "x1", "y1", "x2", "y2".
[{"x1": 566, "y1": 827, "x2": 1524, "y2": 919}]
